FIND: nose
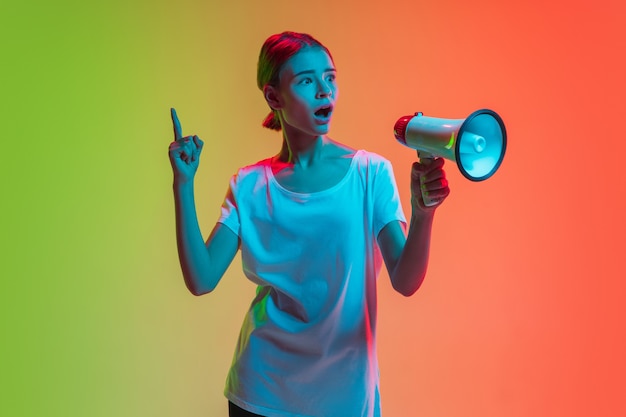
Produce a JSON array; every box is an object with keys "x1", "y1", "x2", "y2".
[{"x1": 316, "y1": 80, "x2": 332, "y2": 99}]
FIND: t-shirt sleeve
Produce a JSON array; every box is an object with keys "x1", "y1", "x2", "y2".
[
  {"x1": 217, "y1": 174, "x2": 241, "y2": 236},
  {"x1": 372, "y1": 157, "x2": 407, "y2": 237}
]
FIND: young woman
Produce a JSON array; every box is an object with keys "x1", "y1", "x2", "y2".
[{"x1": 168, "y1": 31, "x2": 449, "y2": 417}]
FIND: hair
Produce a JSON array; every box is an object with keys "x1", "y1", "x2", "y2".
[{"x1": 257, "y1": 31, "x2": 334, "y2": 131}]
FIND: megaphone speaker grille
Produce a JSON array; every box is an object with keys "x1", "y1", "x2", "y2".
[{"x1": 456, "y1": 109, "x2": 507, "y2": 181}]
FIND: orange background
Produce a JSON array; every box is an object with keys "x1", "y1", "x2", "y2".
[{"x1": 2, "y1": 0, "x2": 625, "y2": 416}]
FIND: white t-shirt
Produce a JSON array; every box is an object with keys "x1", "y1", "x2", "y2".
[{"x1": 218, "y1": 150, "x2": 406, "y2": 417}]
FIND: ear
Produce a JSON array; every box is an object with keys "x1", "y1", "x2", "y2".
[{"x1": 263, "y1": 84, "x2": 283, "y2": 110}]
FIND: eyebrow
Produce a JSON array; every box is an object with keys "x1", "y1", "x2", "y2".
[{"x1": 293, "y1": 68, "x2": 337, "y2": 77}]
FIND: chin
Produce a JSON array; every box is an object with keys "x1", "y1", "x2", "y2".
[{"x1": 314, "y1": 122, "x2": 332, "y2": 135}]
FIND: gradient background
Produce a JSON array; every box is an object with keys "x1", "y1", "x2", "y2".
[{"x1": 2, "y1": 0, "x2": 625, "y2": 416}]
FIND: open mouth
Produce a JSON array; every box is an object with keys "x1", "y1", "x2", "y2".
[{"x1": 314, "y1": 106, "x2": 333, "y2": 118}]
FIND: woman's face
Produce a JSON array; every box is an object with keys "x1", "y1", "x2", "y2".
[{"x1": 274, "y1": 47, "x2": 338, "y2": 137}]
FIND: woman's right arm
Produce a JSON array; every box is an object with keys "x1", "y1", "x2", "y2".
[
  {"x1": 173, "y1": 182, "x2": 239, "y2": 295},
  {"x1": 169, "y1": 108, "x2": 239, "y2": 296}
]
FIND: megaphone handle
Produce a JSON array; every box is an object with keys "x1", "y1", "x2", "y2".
[{"x1": 417, "y1": 151, "x2": 438, "y2": 207}]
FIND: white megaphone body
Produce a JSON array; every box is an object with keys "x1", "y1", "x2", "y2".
[{"x1": 394, "y1": 109, "x2": 507, "y2": 182}]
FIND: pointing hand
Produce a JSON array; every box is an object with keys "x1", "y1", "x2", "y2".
[{"x1": 168, "y1": 108, "x2": 204, "y2": 183}]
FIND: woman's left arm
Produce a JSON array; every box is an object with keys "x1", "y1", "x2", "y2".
[{"x1": 378, "y1": 158, "x2": 450, "y2": 296}]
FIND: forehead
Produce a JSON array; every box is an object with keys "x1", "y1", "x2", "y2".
[{"x1": 280, "y1": 47, "x2": 335, "y2": 78}]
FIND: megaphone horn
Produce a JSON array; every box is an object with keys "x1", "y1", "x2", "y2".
[{"x1": 394, "y1": 109, "x2": 507, "y2": 182}]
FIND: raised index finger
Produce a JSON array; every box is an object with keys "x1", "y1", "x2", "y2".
[{"x1": 171, "y1": 107, "x2": 183, "y2": 141}]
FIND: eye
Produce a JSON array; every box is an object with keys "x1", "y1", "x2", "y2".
[
  {"x1": 299, "y1": 77, "x2": 313, "y2": 85},
  {"x1": 326, "y1": 74, "x2": 336, "y2": 82}
]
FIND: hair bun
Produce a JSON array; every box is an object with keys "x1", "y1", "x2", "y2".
[{"x1": 262, "y1": 111, "x2": 282, "y2": 131}]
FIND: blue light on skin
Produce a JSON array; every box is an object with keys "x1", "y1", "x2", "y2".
[
  {"x1": 263, "y1": 47, "x2": 338, "y2": 148},
  {"x1": 262, "y1": 47, "x2": 356, "y2": 194}
]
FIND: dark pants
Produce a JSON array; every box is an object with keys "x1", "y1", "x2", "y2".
[{"x1": 228, "y1": 401, "x2": 265, "y2": 417}]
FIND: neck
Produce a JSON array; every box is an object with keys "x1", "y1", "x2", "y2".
[{"x1": 278, "y1": 127, "x2": 326, "y2": 168}]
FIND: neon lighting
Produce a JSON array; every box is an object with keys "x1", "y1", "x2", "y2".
[{"x1": 445, "y1": 132, "x2": 455, "y2": 149}]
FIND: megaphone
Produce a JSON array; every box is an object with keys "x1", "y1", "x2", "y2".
[{"x1": 394, "y1": 109, "x2": 507, "y2": 182}]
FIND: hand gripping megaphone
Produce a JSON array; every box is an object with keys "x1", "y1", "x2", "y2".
[{"x1": 394, "y1": 109, "x2": 507, "y2": 182}]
